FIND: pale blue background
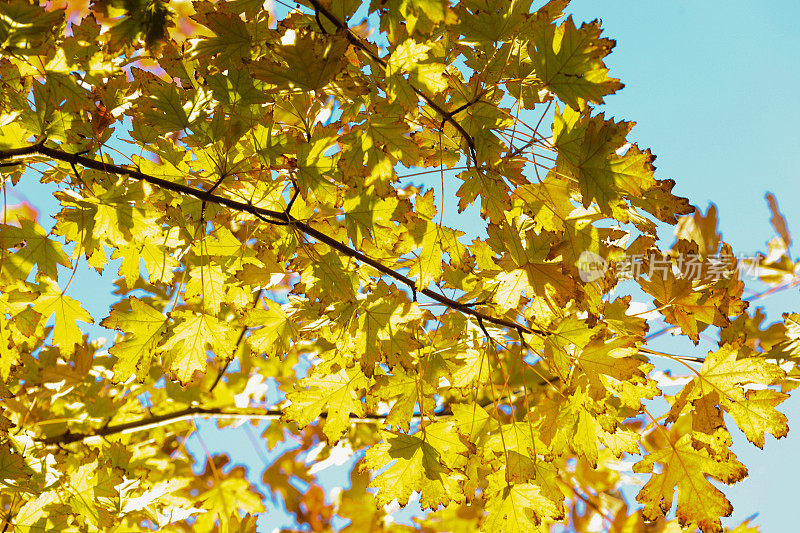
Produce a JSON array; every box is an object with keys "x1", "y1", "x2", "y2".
[
  {"x1": 10, "y1": 1, "x2": 798, "y2": 530},
  {"x1": 566, "y1": 1, "x2": 800, "y2": 530}
]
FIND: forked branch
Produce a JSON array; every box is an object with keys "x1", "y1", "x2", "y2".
[{"x1": 305, "y1": 0, "x2": 480, "y2": 166}]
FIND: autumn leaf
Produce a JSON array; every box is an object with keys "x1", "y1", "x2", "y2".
[
  {"x1": 285, "y1": 364, "x2": 368, "y2": 442},
  {"x1": 245, "y1": 301, "x2": 298, "y2": 358},
  {"x1": 161, "y1": 311, "x2": 235, "y2": 384},
  {"x1": 553, "y1": 105, "x2": 656, "y2": 212},
  {"x1": 252, "y1": 30, "x2": 348, "y2": 92},
  {"x1": 634, "y1": 431, "x2": 747, "y2": 532},
  {"x1": 667, "y1": 343, "x2": 789, "y2": 448},
  {"x1": 0, "y1": 220, "x2": 71, "y2": 281},
  {"x1": 530, "y1": 15, "x2": 623, "y2": 109},
  {"x1": 483, "y1": 469, "x2": 565, "y2": 532},
  {"x1": 32, "y1": 278, "x2": 93, "y2": 353},
  {"x1": 362, "y1": 430, "x2": 464, "y2": 510},
  {"x1": 101, "y1": 297, "x2": 168, "y2": 382}
]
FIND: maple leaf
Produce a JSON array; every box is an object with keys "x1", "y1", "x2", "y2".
[
  {"x1": 450, "y1": 347, "x2": 491, "y2": 389},
  {"x1": 407, "y1": 220, "x2": 467, "y2": 290},
  {"x1": 245, "y1": 301, "x2": 298, "y2": 358},
  {"x1": 0, "y1": 1, "x2": 64, "y2": 55},
  {"x1": 12, "y1": 491, "x2": 67, "y2": 531},
  {"x1": 32, "y1": 278, "x2": 93, "y2": 354},
  {"x1": 285, "y1": 364, "x2": 367, "y2": 442},
  {"x1": 553, "y1": 105, "x2": 656, "y2": 212},
  {"x1": 184, "y1": 264, "x2": 227, "y2": 314},
  {"x1": 576, "y1": 336, "x2": 658, "y2": 408},
  {"x1": 451, "y1": 402, "x2": 496, "y2": 444},
  {"x1": 362, "y1": 430, "x2": 464, "y2": 510},
  {"x1": 768, "y1": 311, "x2": 800, "y2": 360},
  {"x1": 530, "y1": 15, "x2": 623, "y2": 109},
  {"x1": 190, "y1": 10, "x2": 252, "y2": 62},
  {"x1": 386, "y1": 40, "x2": 447, "y2": 108},
  {"x1": 456, "y1": 168, "x2": 512, "y2": 223},
  {"x1": 512, "y1": 174, "x2": 574, "y2": 233},
  {"x1": 542, "y1": 315, "x2": 596, "y2": 380},
  {"x1": 483, "y1": 469, "x2": 564, "y2": 532},
  {"x1": 161, "y1": 311, "x2": 235, "y2": 384},
  {"x1": 370, "y1": 365, "x2": 436, "y2": 430},
  {"x1": 0, "y1": 220, "x2": 71, "y2": 281},
  {"x1": 634, "y1": 432, "x2": 747, "y2": 532},
  {"x1": 638, "y1": 262, "x2": 730, "y2": 344},
  {"x1": 667, "y1": 343, "x2": 789, "y2": 448},
  {"x1": 489, "y1": 221, "x2": 576, "y2": 311},
  {"x1": 629, "y1": 177, "x2": 694, "y2": 225},
  {"x1": 252, "y1": 29, "x2": 348, "y2": 92},
  {"x1": 674, "y1": 204, "x2": 722, "y2": 257},
  {"x1": 101, "y1": 297, "x2": 168, "y2": 382},
  {"x1": 535, "y1": 389, "x2": 605, "y2": 466},
  {"x1": 191, "y1": 457, "x2": 265, "y2": 531}
]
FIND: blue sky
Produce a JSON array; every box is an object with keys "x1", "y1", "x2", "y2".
[
  {"x1": 212, "y1": 2, "x2": 800, "y2": 528},
  {"x1": 564, "y1": 1, "x2": 800, "y2": 529},
  {"x1": 9, "y1": 1, "x2": 799, "y2": 530}
]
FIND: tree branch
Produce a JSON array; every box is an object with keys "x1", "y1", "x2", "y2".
[
  {"x1": 208, "y1": 289, "x2": 264, "y2": 393},
  {"x1": 38, "y1": 407, "x2": 394, "y2": 446},
  {"x1": 39, "y1": 378, "x2": 555, "y2": 446},
  {"x1": 305, "y1": 0, "x2": 480, "y2": 167},
  {"x1": 0, "y1": 143, "x2": 541, "y2": 335}
]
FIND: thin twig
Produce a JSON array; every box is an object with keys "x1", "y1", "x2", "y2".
[
  {"x1": 305, "y1": 0, "x2": 479, "y2": 167},
  {"x1": 209, "y1": 289, "x2": 264, "y2": 393}
]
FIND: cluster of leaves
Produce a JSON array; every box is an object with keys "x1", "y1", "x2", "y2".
[{"x1": 0, "y1": 0, "x2": 798, "y2": 531}]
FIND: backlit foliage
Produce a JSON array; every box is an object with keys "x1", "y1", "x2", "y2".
[{"x1": 0, "y1": 1, "x2": 798, "y2": 531}]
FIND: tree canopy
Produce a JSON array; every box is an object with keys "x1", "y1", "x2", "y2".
[{"x1": 0, "y1": 0, "x2": 798, "y2": 531}]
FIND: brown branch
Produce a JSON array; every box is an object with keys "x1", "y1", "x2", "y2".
[
  {"x1": 0, "y1": 142, "x2": 542, "y2": 336},
  {"x1": 38, "y1": 407, "x2": 393, "y2": 446},
  {"x1": 305, "y1": 0, "x2": 479, "y2": 166},
  {"x1": 39, "y1": 376, "x2": 557, "y2": 446},
  {"x1": 208, "y1": 288, "x2": 264, "y2": 393}
]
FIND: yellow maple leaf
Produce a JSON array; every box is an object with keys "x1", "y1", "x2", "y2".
[
  {"x1": 362, "y1": 430, "x2": 464, "y2": 510},
  {"x1": 634, "y1": 432, "x2": 747, "y2": 533},
  {"x1": 32, "y1": 278, "x2": 93, "y2": 354},
  {"x1": 101, "y1": 297, "x2": 168, "y2": 382},
  {"x1": 668, "y1": 343, "x2": 788, "y2": 448},
  {"x1": 285, "y1": 364, "x2": 367, "y2": 442},
  {"x1": 161, "y1": 311, "x2": 235, "y2": 384},
  {"x1": 483, "y1": 469, "x2": 564, "y2": 532}
]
